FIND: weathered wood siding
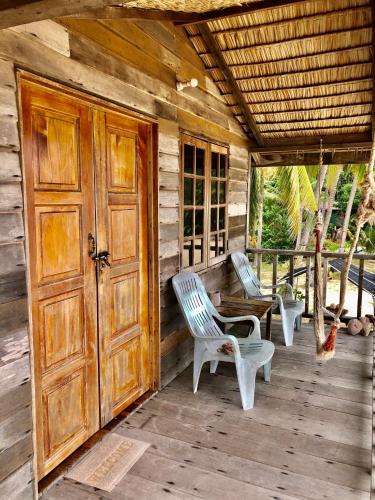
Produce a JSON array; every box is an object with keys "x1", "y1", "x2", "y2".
[{"x1": 0, "y1": 18, "x2": 249, "y2": 492}]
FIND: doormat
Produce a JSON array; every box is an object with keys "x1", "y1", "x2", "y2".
[{"x1": 66, "y1": 433, "x2": 149, "y2": 492}]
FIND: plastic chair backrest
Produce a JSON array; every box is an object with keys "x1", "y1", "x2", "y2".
[
  {"x1": 172, "y1": 272, "x2": 223, "y2": 339},
  {"x1": 231, "y1": 252, "x2": 262, "y2": 297}
]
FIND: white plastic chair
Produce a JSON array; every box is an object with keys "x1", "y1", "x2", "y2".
[
  {"x1": 231, "y1": 252, "x2": 304, "y2": 347},
  {"x1": 172, "y1": 272, "x2": 275, "y2": 410}
]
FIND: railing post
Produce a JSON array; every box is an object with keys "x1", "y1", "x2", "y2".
[
  {"x1": 289, "y1": 256, "x2": 294, "y2": 289},
  {"x1": 272, "y1": 254, "x2": 277, "y2": 292},
  {"x1": 305, "y1": 256, "x2": 311, "y2": 315},
  {"x1": 357, "y1": 259, "x2": 364, "y2": 318},
  {"x1": 323, "y1": 258, "x2": 328, "y2": 307}
]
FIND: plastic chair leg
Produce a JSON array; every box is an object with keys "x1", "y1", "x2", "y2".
[
  {"x1": 263, "y1": 360, "x2": 272, "y2": 383},
  {"x1": 193, "y1": 341, "x2": 205, "y2": 393},
  {"x1": 295, "y1": 314, "x2": 302, "y2": 331},
  {"x1": 235, "y1": 359, "x2": 257, "y2": 410},
  {"x1": 210, "y1": 360, "x2": 219, "y2": 374},
  {"x1": 282, "y1": 314, "x2": 296, "y2": 347}
]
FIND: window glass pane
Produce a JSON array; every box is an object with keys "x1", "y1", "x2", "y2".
[
  {"x1": 182, "y1": 240, "x2": 193, "y2": 268},
  {"x1": 184, "y1": 144, "x2": 194, "y2": 174},
  {"x1": 218, "y1": 233, "x2": 226, "y2": 255},
  {"x1": 196, "y1": 179, "x2": 204, "y2": 206},
  {"x1": 211, "y1": 180, "x2": 217, "y2": 204},
  {"x1": 210, "y1": 207, "x2": 217, "y2": 232},
  {"x1": 220, "y1": 155, "x2": 226, "y2": 177},
  {"x1": 210, "y1": 234, "x2": 218, "y2": 258},
  {"x1": 219, "y1": 207, "x2": 225, "y2": 230},
  {"x1": 219, "y1": 182, "x2": 226, "y2": 204},
  {"x1": 211, "y1": 152, "x2": 219, "y2": 177},
  {"x1": 194, "y1": 238, "x2": 204, "y2": 265},
  {"x1": 184, "y1": 177, "x2": 193, "y2": 205},
  {"x1": 196, "y1": 148, "x2": 205, "y2": 176},
  {"x1": 195, "y1": 209, "x2": 204, "y2": 236},
  {"x1": 184, "y1": 210, "x2": 193, "y2": 237}
]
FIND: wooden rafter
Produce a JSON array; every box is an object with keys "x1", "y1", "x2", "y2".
[
  {"x1": 176, "y1": 0, "x2": 316, "y2": 26},
  {"x1": 227, "y1": 88, "x2": 372, "y2": 106},
  {"x1": 0, "y1": 0, "x2": 118, "y2": 29},
  {"x1": 208, "y1": 61, "x2": 372, "y2": 81},
  {"x1": 251, "y1": 141, "x2": 373, "y2": 154},
  {"x1": 197, "y1": 23, "x2": 264, "y2": 146},
  {"x1": 198, "y1": 25, "x2": 372, "y2": 55},
  {"x1": 205, "y1": 5, "x2": 371, "y2": 35},
  {"x1": 241, "y1": 102, "x2": 373, "y2": 115},
  {"x1": 206, "y1": 45, "x2": 372, "y2": 70},
  {"x1": 254, "y1": 113, "x2": 371, "y2": 126},
  {"x1": 62, "y1": 5, "x2": 199, "y2": 22},
  {"x1": 219, "y1": 78, "x2": 373, "y2": 96}
]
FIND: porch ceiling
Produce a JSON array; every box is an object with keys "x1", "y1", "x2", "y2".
[
  {"x1": 3, "y1": 0, "x2": 374, "y2": 165},
  {"x1": 78, "y1": 0, "x2": 375, "y2": 165}
]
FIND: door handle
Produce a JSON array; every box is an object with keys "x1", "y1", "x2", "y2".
[
  {"x1": 88, "y1": 233, "x2": 96, "y2": 259},
  {"x1": 98, "y1": 251, "x2": 111, "y2": 269}
]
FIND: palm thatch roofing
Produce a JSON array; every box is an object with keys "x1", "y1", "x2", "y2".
[{"x1": 81, "y1": 0, "x2": 375, "y2": 164}]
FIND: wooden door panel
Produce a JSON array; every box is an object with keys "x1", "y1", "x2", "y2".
[
  {"x1": 109, "y1": 205, "x2": 138, "y2": 263},
  {"x1": 111, "y1": 272, "x2": 139, "y2": 337},
  {"x1": 111, "y1": 336, "x2": 142, "y2": 410},
  {"x1": 35, "y1": 206, "x2": 82, "y2": 284},
  {"x1": 39, "y1": 289, "x2": 84, "y2": 370},
  {"x1": 43, "y1": 368, "x2": 87, "y2": 458},
  {"x1": 32, "y1": 108, "x2": 80, "y2": 191},
  {"x1": 20, "y1": 78, "x2": 99, "y2": 479},
  {"x1": 96, "y1": 110, "x2": 150, "y2": 425},
  {"x1": 108, "y1": 128, "x2": 137, "y2": 193}
]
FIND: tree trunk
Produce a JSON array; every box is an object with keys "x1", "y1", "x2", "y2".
[
  {"x1": 297, "y1": 164, "x2": 328, "y2": 262},
  {"x1": 339, "y1": 173, "x2": 358, "y2": 252},
  {"x1": 255, "y1": 173, "x2": 264, "y2": 278},
  {"x1": 320, "y1": 168, "x2": 341, "y2": 246},
  {"x1": 294, "y1": 207, "x2": 304, "y2": 250}
]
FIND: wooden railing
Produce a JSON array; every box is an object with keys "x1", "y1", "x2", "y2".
[{"x1": 246, "y1": 248, "x2": 375, "y2": 319}]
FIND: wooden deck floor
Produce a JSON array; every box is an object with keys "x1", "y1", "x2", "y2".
[{"x1": 44, "y1": 322, "x2": 372, "y2": 500}]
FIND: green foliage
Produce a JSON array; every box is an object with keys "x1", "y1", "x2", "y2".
[{"x1": 261, "y1": 194, "x2": 295, "y2": 250}]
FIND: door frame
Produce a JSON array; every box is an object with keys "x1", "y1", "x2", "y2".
[{"x1": 17, "y1": 70, "x2": 160, "y2": 480}]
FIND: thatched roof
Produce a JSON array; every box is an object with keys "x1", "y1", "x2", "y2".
[
  {"x1": 72, "y1": 0, "x2": 374, "y2": 163},
  {"x1": 185, "y1": 0, "x2": 373, "y2": 157}
]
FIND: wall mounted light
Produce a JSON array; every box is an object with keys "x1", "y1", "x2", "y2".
[{"x1": 176, "y1": 78, "x2": 199, "y2": 91}]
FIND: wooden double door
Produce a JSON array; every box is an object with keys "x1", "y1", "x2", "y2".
[{"x1": 20, "y1": 76, "x2": 152, "y2": 479}]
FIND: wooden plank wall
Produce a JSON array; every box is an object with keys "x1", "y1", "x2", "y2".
[{"x1": 0, "y1": 18, "x2": 249, "y2": 493}]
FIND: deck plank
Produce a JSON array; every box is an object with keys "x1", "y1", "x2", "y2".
[{"x1": 42, "y1": 321, "x2": 372, "y2": 499}]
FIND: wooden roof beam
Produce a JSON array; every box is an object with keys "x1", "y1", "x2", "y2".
[
  {"x1": 205, "y1": 5, "x2": 371, "y2": 35},
  {"x1": 254, "y1": 150, "x2": 371, "y2": 166},
  {"x1": 226, "y1": 88, "x2": 372, "y2": 105},
  {"x1": 62, "y1": 5, "x2": 200, "y2": 22},
  {"x1": 198, "y1": 23, "x2": 264, "y2": 146},
  {"x1": 235, "y1": 102, "x2": 373, "y2": 115},
  {"x1": 253, "y1": 113, "x2": 371, "y2": 125},
  {"x1": 176, "y1": 0, "x2": 316, "y2": 27},
  {"x1": 0, "y1": 0, "x2": 124, "y2": 29},
  {"x1": 198, "y1": 25, "x2": 372, "y2": 55},
  {"x1": 205, "y1": 45, "x2": 372, "y2": 70},
  {"x1": 251, "y1": 141, "x2": 373, "y2": 154},
  {"x1": 208, "y1": 61, "x2": 372, "y2": 81},
  {"x1": 219, "y1": 77, "x2": 373, "y2": 96}
]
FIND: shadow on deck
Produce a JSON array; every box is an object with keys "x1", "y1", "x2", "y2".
[{"x1": 45, "y1": 321, "x2": 372, "y2": 500}]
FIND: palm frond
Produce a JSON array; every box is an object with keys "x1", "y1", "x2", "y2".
[
  {"x1": 325, "y1": 165, "x2": 343, "y2": 191},
  {"x1": 297, "y1": 166, "x2": 317, "y2": 213},
  {"x1": 277, "y1": 166, "x2": 301, "y2": 237}
]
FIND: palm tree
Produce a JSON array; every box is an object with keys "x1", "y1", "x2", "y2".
[
  {"x1": 338, "y1": 164, "x2": 367, "y2": 252},
  {"x1": 249, "y1": 166, "x2": 317, "y2": 252},
  {"x1": 320, "y1": 165, "x2": 342, "y2": 246},
  {"x1": 297, "y1": 164, "x2": 328, "y2": 255}
]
